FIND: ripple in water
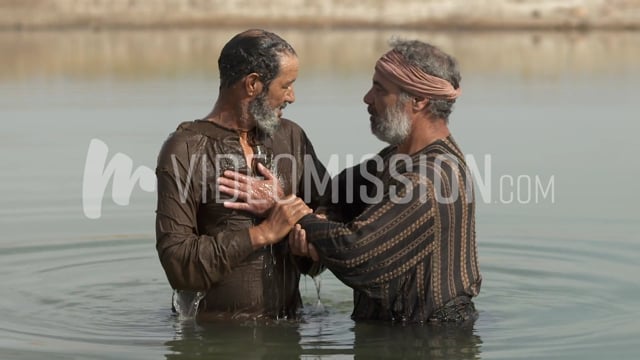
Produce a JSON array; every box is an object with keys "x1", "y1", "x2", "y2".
[
  {"x1": 0, "y1": 232, "x2": 638, "y2": 359},
  {"x1": 476, "y1": 233, "x2": 640, "y2": 359}
]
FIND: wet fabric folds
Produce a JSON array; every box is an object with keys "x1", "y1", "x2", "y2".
[{"x1": 156, "y1": 119, "x2": 328, "y2": 319}]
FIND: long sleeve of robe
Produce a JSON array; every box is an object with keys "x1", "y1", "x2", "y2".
[
  {"x1": 155, "y1": 119, "x2": 329, "y2": 318},
  {"x1": 300, "y1": 137, "x2": 481, "y2": 322}
]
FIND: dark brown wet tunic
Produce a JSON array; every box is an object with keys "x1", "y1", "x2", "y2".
[
  {"x1": 300, "y1": 136, "x2": 482, "y2": 323},
  {"x1": 155, "y1": 119, "x2": 328, "y2": 319}
]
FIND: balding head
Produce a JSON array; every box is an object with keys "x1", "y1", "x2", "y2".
[{"x1": 218, "y1": 29, "x2": 297, "y2": 90}]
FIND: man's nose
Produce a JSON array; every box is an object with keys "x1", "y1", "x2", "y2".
[
  {"x1": 285, "y1": 88, "x2": 296, "y2": 103},
  {"x1": 363, "y1": 87, "x2": 373, "y2": 105}
]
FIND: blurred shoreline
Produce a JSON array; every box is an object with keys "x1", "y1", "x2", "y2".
[
  {"x1": 1, "y1": 29, "x2": 638, "y2": 80},
  {"x1": 1, "y1": 0, "x2": 639, "y2": 31}
]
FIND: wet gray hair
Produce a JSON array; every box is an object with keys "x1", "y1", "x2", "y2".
[
  {"x1": 390, "y1": 39, "x2": 461, "y2": 122},
  {"x1": 218, "y1": 29, "x2": 296, "y2": 90}
]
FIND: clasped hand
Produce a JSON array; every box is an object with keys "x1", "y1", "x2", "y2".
[
  {"x1": 217, "y1": 163, "x2": 284, "y2": 217},
  {"x1": 218, "y1": 164, "x2": 320, "y2": 260}
]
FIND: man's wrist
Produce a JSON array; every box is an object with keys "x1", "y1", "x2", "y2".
[{"x1": 249, "y1": 223, "x2": 274, "y2": 249}]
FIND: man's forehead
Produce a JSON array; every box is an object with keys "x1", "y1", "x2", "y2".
[
  {"x1": 279, "y1": 53, "x2": 298, "y2": 66},
  {"x1": 276, "y1": 54, "x2": 298, "y2": 78},
  {"x1": 372, "y1": 69, "x2": 399, "y2": 91}
]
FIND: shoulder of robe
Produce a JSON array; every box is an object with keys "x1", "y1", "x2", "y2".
[
  {"x1": 277, "y1": 117, "x2": 303, "y2": 138},
  {"x1": 157, "y1": 120, "x2": 209, "y2": 168}
]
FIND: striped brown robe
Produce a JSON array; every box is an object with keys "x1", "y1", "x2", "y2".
[{"x1": 300, "y1": 136, "x2": 481, "y2": 322}]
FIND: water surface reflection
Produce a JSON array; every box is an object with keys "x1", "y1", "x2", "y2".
[
  {"x1": 0, "y1": 29, "x2": 639, "y2": 360},
  {"x1": 1, "y1": 29, "x2": 639, "y2": 80}
]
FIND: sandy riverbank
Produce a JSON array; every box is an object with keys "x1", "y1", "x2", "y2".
[{"x1": 1, "y1": 0, "x2": 639, "y2": 30}]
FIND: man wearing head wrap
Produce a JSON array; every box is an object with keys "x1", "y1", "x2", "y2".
[
  {"x1": 155, "y1": 29, "x2": 328, "y2": 320},
  {"x1": 292, "y1": 39, "x2": 482, "y2": 323}
]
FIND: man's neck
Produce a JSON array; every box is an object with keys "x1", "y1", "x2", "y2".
[
  {"x1": 397, "y1": 117, "x2": 450, "y2": 155},
  {"x1": 204, "y1": 98, "x2": 256, "y2": 165},
  {"x1": 205, "y1": 96, "x2": 255, "y2": 133}
]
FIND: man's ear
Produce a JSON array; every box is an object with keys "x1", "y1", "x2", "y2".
[
  {"x1": 412, "y1": 97, "x2": 429, "y2": 112},
  {"x1": 244, "y1": 73, "x2": 263, "y2": 97}
]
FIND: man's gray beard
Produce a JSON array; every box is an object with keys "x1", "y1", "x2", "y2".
[
  {"x1": 249, "y1": 92, "x2": 280, "y2": 137},
  {"x1": 371, "y1": 101, "x2": 411, "y2": 145}
]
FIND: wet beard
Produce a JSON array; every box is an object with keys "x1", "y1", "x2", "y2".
[
  {"x1": 249, "y1": 92, "x2": 280, "y2": 137},
  {"x1": 371, "y1": 100, "x2": 411, "y2": 145}
]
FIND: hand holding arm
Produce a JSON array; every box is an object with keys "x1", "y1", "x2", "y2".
[
  {"x1": 249, "y1": 195, "x2": 312, "y2": 248},
  {"x1": 288, "y1": 224, "x2": 320, "y2": 262}
]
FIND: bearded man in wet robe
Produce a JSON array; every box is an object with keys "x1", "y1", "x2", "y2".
[{"x1": 155, "y1": 29, "x2": 328, "y2": 320}]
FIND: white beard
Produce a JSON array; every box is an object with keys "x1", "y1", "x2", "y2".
[
  {"x1": 249, "y1": 92, "x2": 280, "y2": 137},
  {"x1": 371, "y1": 101, "x2": 411, "y2": 145}
]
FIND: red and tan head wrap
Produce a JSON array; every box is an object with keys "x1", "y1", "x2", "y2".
[{"x1": 375, "y1": 50, "x2": 461, "y2": 100}]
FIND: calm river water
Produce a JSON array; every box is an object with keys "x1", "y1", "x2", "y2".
[{"x1": 0, "y1": 29, "x2": 639, "y2": 359}]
